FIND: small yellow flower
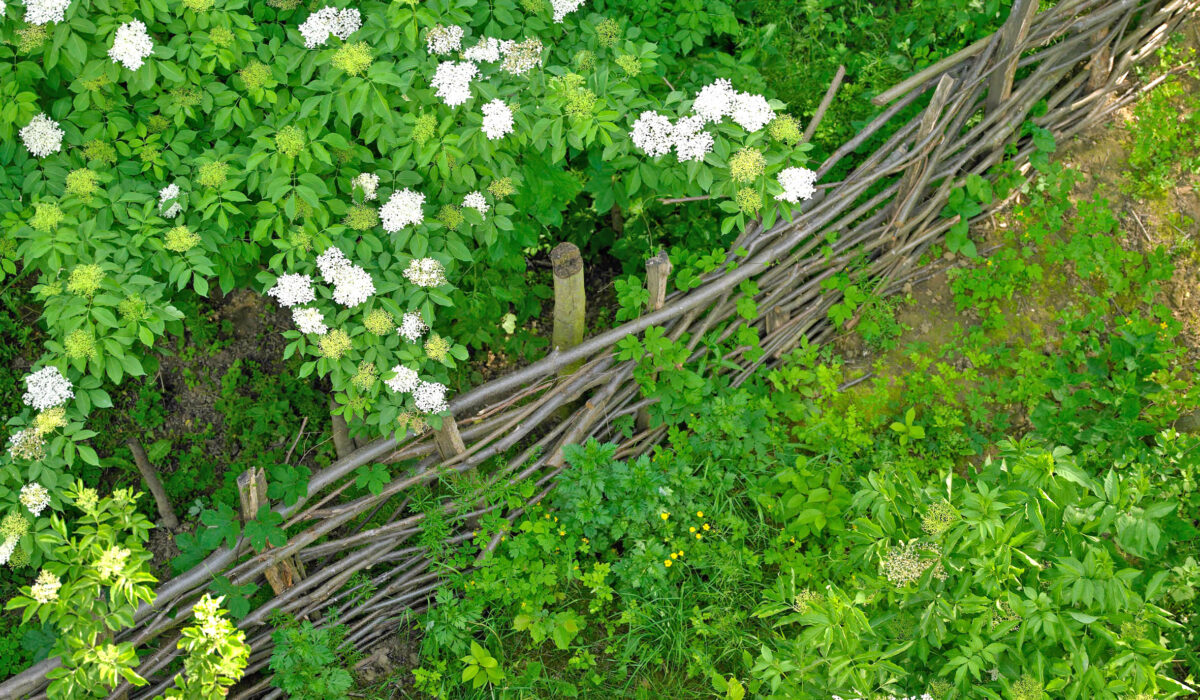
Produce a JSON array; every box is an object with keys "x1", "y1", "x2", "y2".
[
  {"x1": 677, "y1": 550, "x2": 683, "y2": 557},
  {"x1": 544, "y1": 513, "x2": 550, "y2": 519},
  {"x1": 696, "y1": 533, "x2": 702, "y2": 539},
  {"x1": 663, "y1": 560, "x2": 672, "y2": 567},
  {"x1": 789, "y1": 536, "x2": 796, "y2": 543},
  {"x1": 1160, "y1": 321, "x2": 1167, "y2": 329},
  {"x1": 559, "y1": 530, "x2": 565, "y2": 536},
  {"x1": 696, "y1": 511, "x2": 703, "y2": 517},
  {"x1": 581, "y1": 537, "x2": 589, "y2": 543},
  {"x1": 670, "y1": 552, "x2": 678, "y2": 560},
  {"x1": 660, "y1": 512, "x2": 670, "y2": 520},
  {"x1": 703, "y1": 523, "x2": 710, "y2": 531},
  {"x1": 689, "y1": 527, "x2": 696, "y2": 533}
]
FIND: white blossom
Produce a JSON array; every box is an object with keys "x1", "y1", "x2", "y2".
[
  {"x1": 267, "y1": 273, "x2": 316, "y2": 307},
  {"x1": 385, "y1": 365, "x2": 419, "y2": 393},
  {"x1": 292, "y1": 307, "x2": 327, "y2": 335},
  {"x1": 22, "y1": 367, "x2": 74, "y2": 411},
  {"x1": 462, "y1": 191, "x2": 488, "y2": 215},
  {"x1": 403, "y1": 258, "x2": 447, "y2": 287},
  {"x1": 426, "y1": 25, "x2": 463, "y2": 55},
  {"x1": 551, "y1": 0, "x2": 586, "y2": 22},
  {"x1": 351, "y1": 172, "x2": 379, "y2": 201},
  {"x1": 23, "y1": 0, "x2": 70, "y2": 25},
  {"x1": 159, "y1": 183, "x2": 183, "y2": 218},
  {"x1": 95, "y1": 545, "x2": 131, "y2": 581},
  {"x1": 109, "y1": 20, "x2": 154, "y2": 70},
  {"x1": 671, "y1": 116, "x2": 713, "y2": 163},
  {"x1": 775, "y1": 166, "x2": 818, "y2": 203},
  {"x1": 630, "y1": 110, "x2": 673, "y2": 157},
  {"x1": 730, "y1": 91, "x2": 774, "y2": 132},
  {"x1": 430, "y1": 60, "x2": 478, "y2": 107},
  {"x1": 499, "y1": 38, "x2": 542, "y2": 76},
  {"x1": 463, "y1": 36, "x2": 502, "y2": 63},
  {"x1": 30, "y1": 570, "x2": 61, "y2": 604},
  {"x1": 398, "y1": 312, "x2": 428, "y2": 342},
  {"x1": 19, "y1": 483, "x2": 51, "y2": 517},
  {"x1": 380, "y1": 188, "x2": 425, "y2": 231},
  {"x1": 691, "y1": 79, "x2": 735, "y2": 124},
  {"x1": 0, "y1": 538, "x2": 16, "y2": 567},
  {"x1": 298, "y1": 7, "x2": 360, "y2": 48},
  {"x1": 20, "y1": 113, "x2": 65, "y2": 159},
  {"x1": 480, "y1": 99, "x2": 514, "y2": 140},
  {"x1": 413, "y1": 380, "x2": 449, "y2": 414},
  {"x1": 329, "y1": 264, "x2": 374, "y2": 307},
  {"x1": 315, "y1": 247, "x2": 349, "y2": 283}
]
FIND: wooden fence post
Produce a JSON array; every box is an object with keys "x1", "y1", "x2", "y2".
[
  {"x1": 551, "y1": 242, "x2": 586, "y2": 376},
  {"x1": 330, "y1": 397, "x2": 355, "y2": 460},
  {"x1": 891, "y1": 74, "x2": 957, "y2": 231},
  {"x1": 433, "y1": 414, "x2": 467, "y2": 460},
  {"x1": 1087, "y1": 26, "x2": 1112, "y2": 91},
  {"x1": 636, "y1": 251, "x2": 672, "y2": 431},
  {"x1": 237, "y1": 467, "x2": 304, "y2": 594},
  {"x1": 987, "y1": 0, "x2": 1039, "y2": 114}
]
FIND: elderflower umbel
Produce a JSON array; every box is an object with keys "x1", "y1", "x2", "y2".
[
  {"x1": 424, "y1": 334, "x2": 451, "y2": 361},
  {"x1": 351, "y1": 362, "x2": 377, "y2": 390},
  {"x1": 164, "y1": 225, "x2": 200, "y2": 252},
  {"x1": 267, "y1": 274, "x2": 316, "y2": 307},
  {"x1": 380, "y1": 189, "x2": 425, "y2": 231},
  {"x1": 463, "y1": 36, "x2": 502, "y2": 63},
  {"x1": 109, "y1": 21, "x2": 154, "y2": 70},
  {"x1": 64, "y1": 330, "x2": 97, "y2": 360},
  {"x1": 426, "y1": 25, "x2": 463, "y2": 55},
  {"x1": 881, "y1": 540, "x2": 942, "y2": 588},
  {"x1": 729, "y1": 147, "x2": 766, "y2": 183},
  {"x1": 298, "y1": 7, "x2": 360, "y2": 48},
  {"x1": 351, "y1": 172, "x2": 379, "y2": 201},
  {"x1": 68, "y1": 264, "x2": 104, "y2": 297},
  {"x1": 315, "y1": 246, "x2": 349, "y2": 281},
  {"x1": 318, "y1": 329, "x2": 352, "y2": 359},
  {"x1": 292, "y1": 307, "x2": 327, "y2": 335},
  {"x1": 768, "y1": 114, "x2": 802, "y2": 145},
  {"x1": 95, "y1": 545, "x2": 131, "y2": 580},
  {"x1": 500, "y1": 38, "x2": 543, "y2": 75},
  {"x1": 65, "y1": 169, "x2": 99, "y2": 200},
  {"x1": 692, "y1": 79, "x2": 735, "y2": 124},
  {"x1": 431, "y1": 60, "x2": 478, "y2": 107},
  {"x1": 24, "y1": 0, "x2": 70, "y2": 24},
  {"x1": 671, "y1": 116, "x2": 713, "y2": 163},
  {"x1": 403, "y1": 258, "x2": 447, "y2": 287},
  {"x1": 730, "y1": 92, "x2": 774, "y2": 132},
  {"x1": 481, "y1": 99, "x2": 514, "y2": 140},
  {"x1": 159, "y1": 183, "x2": 183, "y2": 218},
  {"x1": 551, "y1": 0, "x2": 586, "y2": 22},
  {"x1": 775, "y1": 166, "x2": 817, "y2": 203},
  {"x1": 33, "y1": 407, "x2": 67, "y2": 435},
  {"x1": 462, "y1": 191, "x2": 488, "y2": 215},
  {"x1": 413, "y1": 381, "x2": 449, "y2": 414},
  {"x1": 8, "y1": 429, "x2": 46, "y2": 461},
  {"x1": 344, "y1": 204, "x2": 379, "y2": 230},
  {"x1": 19, "y1": 483, "x2": 51, "y2": 517},
  {"x1": 22, "y1": 367, "x2": 74, "y2": 411},
  {"x1": 385, "y1": 365, "x2": 419, "y2": 393},
  {"x1": 332, "y1": 41, "x2": 373, "y2": 76},
  {"x1": 0, "y1": 538, "x2": 17, "y2": 567},
  {"x1": 363, "y1": 308, "x2": 395, "y2": 335},
  {"x1": 921, "y1": 500, "x2": 960, "y2": 536},
  {"x1": 329, "y1": 264, "x2": 374, "y2": 308},
  {"x1": 631, "y1": 111, "x2": 673, "y2": 157},
  {"x1": 30, "y1": 569, "x2": 61, "y2": 604},
  {"x1": 397, "y1": 312, "x2": 428, "y2": 342},
  {"x1": 20, "y1": 113, "x2": 64, "y2": 158},
  {"x1": 30, "y1": 203, "x2": 64, "y2": 232}
]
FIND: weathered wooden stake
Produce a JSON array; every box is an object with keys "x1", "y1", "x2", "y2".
[
  {"x1": 1087, "y1": 27, "x2": 1112, "y2": 91},
  {"x1": 551, "y1": 242, "x2": 586, "y2": 377},
  {"x1": 433, "y1": 414, "x2": 467, "y2": 460},
  {"x1": 892, "y1": 74, "x2": 957, "y2": 230},
  {"x1": 126, "y1": 437, "x2": 179, "y2": 530},
  {"x1": 330, "y1": 396, "x2": 355, "y2": 460},
  {"x1": 987, "y1": 0, "x2": 1039, "y2": 114},
  {"x1": 636, "y1": 251, "x2": 672, "y2": 431},
  {"x1": 237, "y1": 467, "x2": 303, "y2": 594},
  {"x1": 765, "y1": 305, "x2": 789, "y2": 335}
]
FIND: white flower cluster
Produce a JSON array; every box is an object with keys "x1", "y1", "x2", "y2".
[
  {"x1": 298, "y1": 6, "x2": 360, "y2": 48},
  {"x1": 775, "y1": 167, "x2": 818, "y2": 203},
  {"x1": 24, "y1": 0, "x2": 70, "y2": 25},
  {"x1": 30, "y1": 570, "x2": 61, "y2": 604},
  {"x1": 0, "y1": 538, "x2": 16, "y2": 567},
  {"x1": 20, "y1": 483, "x2": 51, "y2": 517},
  {"x1": 292, "y1": 307, "x2": 327, "y2": 335},
  {"x1": 403, "y1": 258, "x2": 447, "y2": 288},
  {"x1": 380, "y1": 188, "x2": 425, "y2": 231},
  {"x1": 159, "y1": 183, "x2": 183, "y2": 218},
  {"x1": 462, "y1": 191, "x2": 488, "y2": 215},
  {"x1": 192, "y1": 593, "x2": 238, "y2": 642},
  {"x1": 109, "y1": 20, "x2": 154, "y2": 70},
  {"x1": 351, "y1": 172, "x2": 379, "y2": 201},
  {"x1": 631, "y1": 79, "x2": 776, "y2": 161},
  {"x1": 831, "y1": 695, "x2": 933, "y2": 700},
  {"x1": 413, "y1": 380, "x2": 449, "y2": 414},
  {"x1": 463, "y1": 37, "x2": 502, "y2": 63},
  {"x1": 499, "y1": 38, "x2": 542, "y2": 76},
  {"x1": 481, "y1": 99, "x2": 514, "y2": 140},
  {"x1": 316, "y1": 247, "x2": 375, "y2": 307},
  {"x1": 20, "y1": 113, "x2": 65, "y2": 159},
  {"x1": 426, "y1": 25, "x2": 463, "y2": 55},
  {"x1": 267, "y1": 273, "x2": 316, "y2": 307},
  {"x1": 22, "y1": 367, "x2": 74, "y2": 411},
  {"x1": 551, "y1": 0, "x2": 586, "y2": 22},
  {"x1": 430, "y1": 60, "x2": 479, "y2": 107},
  {"x1": 95, "y1": 545, "x2": 131, "y2": 581},
  {"x1": 385, "y1": 365, "x2": 419, "y2": 393},
  {"x1": 397, "y1": 311, "x2": 428, "y2": 342}
]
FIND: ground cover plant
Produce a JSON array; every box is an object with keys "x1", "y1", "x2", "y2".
[{"x1": 1, "y1": 0, "x2": 1199, "y2": 697}]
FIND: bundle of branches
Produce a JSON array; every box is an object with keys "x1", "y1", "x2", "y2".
[{"x1": 3, "y1": 0, "x2": 1196, "y2": 697}]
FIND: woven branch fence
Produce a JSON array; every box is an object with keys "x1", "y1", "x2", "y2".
[{"x1": 5, "y1": 0, "x2": 1199, "y2": 697}]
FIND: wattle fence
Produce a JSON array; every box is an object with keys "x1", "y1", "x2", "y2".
[{"x1": 4, "y1": 0, "x2": 1198, "y2": 696}]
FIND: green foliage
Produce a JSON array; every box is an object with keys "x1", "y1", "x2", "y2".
[{"x1": 268, "y1": 615, "x2": 355, "y2": 700}]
